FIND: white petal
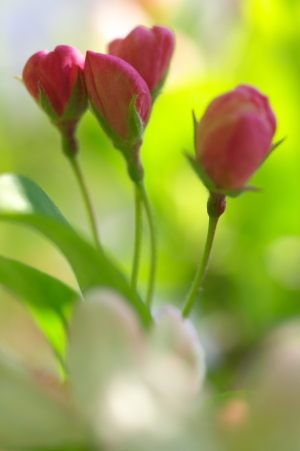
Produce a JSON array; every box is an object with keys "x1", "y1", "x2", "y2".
[
  {"x1": 67, "y1": 288, "x2": 143, "y2": 418},
  {"x1": 149, "y1": 305, "x2": 206, "y2": 398}
]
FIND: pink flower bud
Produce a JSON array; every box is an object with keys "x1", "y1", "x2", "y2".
[
  {"x1": 108, "y1": 26, "x2": 175, "y2": 97},
  {"x1": 22, "y1": 45, "x2": 87, "y2": 122},
  {"x1": 84, "y1": 52, "x2": 151, "y2": 142},
  {"x1": 195, "y1": 85, "x2": 277, "y2": 192},
  {"x1": 84, "y1": 51, "x2": 151, "y2": 181}
]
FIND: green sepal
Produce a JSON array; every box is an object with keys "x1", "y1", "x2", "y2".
[
  {"x1": 184, "y1": 152, "x2": 216, "y2": 192},
  {"x1": 185, "y1": 152, "x2": 260, "y2": 198},
  {"x1": 55, "y1": 74, "x2": 87, "y2": 157},
  {"x1": 217, "y1": 185, "x2": 260, "y2": 198},
  {"x1": 271, "y1": 137, "x2": 286, "y2": 152},
  {"x1": 38, "y1": 82, "x2": 59, "y2": 122},
  {"x1": 219, "y1": 138, "x2": 286, "y2": 197},
  {"x1": 188, "y1": 110, "x2": 274, "y2": 198},
  {"x1": 62, "y1": 71, "x2": 88, "y2": 122},
  {"x1": 39, "y1": 73, "x2": 87, "y2": 124},
  {"x1": 89, "y1": 99, "x2": 125, "y2": 149},
  {"x1": 192, "y1": 110, "x2": 199, "y2": 149},
  {"x1": 128, "y1": 94, "x2": 144, "y2": 145},
  {"x1": 189, "y1": 109, "x2": 214, "y2": 190},
  {"x1": 89, "y1": 98, "x2": 144, "y2": 183},
  {"x1": 251, "y1": 137, "x2": 286, "y2": 174},
  {"x1": 150, "y1": 66, "x2": 170, "y2": 103}
]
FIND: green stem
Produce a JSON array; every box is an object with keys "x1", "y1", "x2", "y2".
[
  {"x1": 68, "y1": 156, "x2": 102, "y2": 253},
  {"x1": 182, "y1": 193, "x2": 226, "y2": 318},
  {"x1": 131, "y1": 185, "x2": 143, "y2": 290},
  {"x1": 59, "y1": 125, "x2": 102, "y2": 253},
  {"x1": 138, "y1": 182, "x2": 157, "y2": 308},
  {"x1": 182, "y1": 215, "x2": 219, "y2": 318}
]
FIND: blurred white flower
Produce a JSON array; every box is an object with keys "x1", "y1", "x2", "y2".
[
  {"x1": 0, "y1": 289, "x2": 207, "y2": 451},
  {"x1": 68, "y1": 290, "x2": 206, "y2": 448}
]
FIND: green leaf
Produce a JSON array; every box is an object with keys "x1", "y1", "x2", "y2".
[
  {"x1": 0, "y1": 174, "x2": 152, "y2": 327},
  {"x1": 0, "y1": 255, "x2": 79, "y2": 358},
  {"x1": 0, "y1": 349, "x2": 89, "y2": 450}
]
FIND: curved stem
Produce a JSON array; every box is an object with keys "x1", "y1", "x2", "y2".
[
  {"x1": 131, "y1": 185, "x2": 143, "y2": 290},
  {"x1": 138, "y1": 182, "x2": 157, "y2": 308},
  {"x1": 68, "y1": 156, "x2": 102, "y2": 253},
  {"x1": 182, "y1": 215, "x2": 219, "y2": 318},
  {"x1": 182, "y1": 192, "x2": 226, "y2": 318}
]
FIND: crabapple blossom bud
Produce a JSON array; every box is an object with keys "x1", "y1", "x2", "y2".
[
  {"x1": 84, "y1": 51, "x2": 152, "y2": 182},
  {"x1": 22, "y1": 45, "x2": 88, "y2": 156},
  {"x1": 108, "y1": 25, "x2": 175, "y2": 100},
  {"x1": 23, "y1": 45, "x2": 87, "y2": 122},
  {"x1": 192, "y1": 85, "x2": 277, "y2": 195}
]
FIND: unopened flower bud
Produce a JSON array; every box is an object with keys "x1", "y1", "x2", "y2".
[
  {"x1": 84, "y1": 51, "x2": 152, "y2": 182},
  {"x1": 108, "y1": 25, "x2": 175, "y2": 100},
  {"x1": 190, "y1": 85, "x2": 277, "y2": 196},
  {"x1": 22, "y1": 45, "x2": 88, "y2": 156}
]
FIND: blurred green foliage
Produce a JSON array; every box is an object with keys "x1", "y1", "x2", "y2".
[{"x1": 0, "y1": 0, "x2": 299, "y2": 388}]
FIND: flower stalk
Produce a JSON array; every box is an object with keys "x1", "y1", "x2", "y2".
[
  {"x1": 68, "y1": 154, "x2": 102, "y2": 253},
  {"x1": 182, "y1": 193, "x2": 226, "y2": 318},
  {"x1": 137, "y1": 182, "x2": 157, "y2": 308},
  {"x1": 131, "y1": 184, "x2": 143, "y2": 290}
]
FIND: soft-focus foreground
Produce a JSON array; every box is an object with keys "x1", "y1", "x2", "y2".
[
  {"x1": 1, "y1": 289, "x2": 206, "y2": 450},
  {"x1": 3, "y1": 291, "x2": 300, "y2": 450},
  {"x1": 0, "y1": 0, "x2": 300, "y2": 449}
]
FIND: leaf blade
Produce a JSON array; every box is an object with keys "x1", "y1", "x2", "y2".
[
  {"x1": 0, "y1": 255, "x2": 79, "y2": 357},
  {"x1": 0, "y1": 174, "x2": 151, "y2": 326}
]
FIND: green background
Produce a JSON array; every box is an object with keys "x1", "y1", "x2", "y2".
[{"x1": 0, "y1": 0, "x2": 299, "y2": 389}]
